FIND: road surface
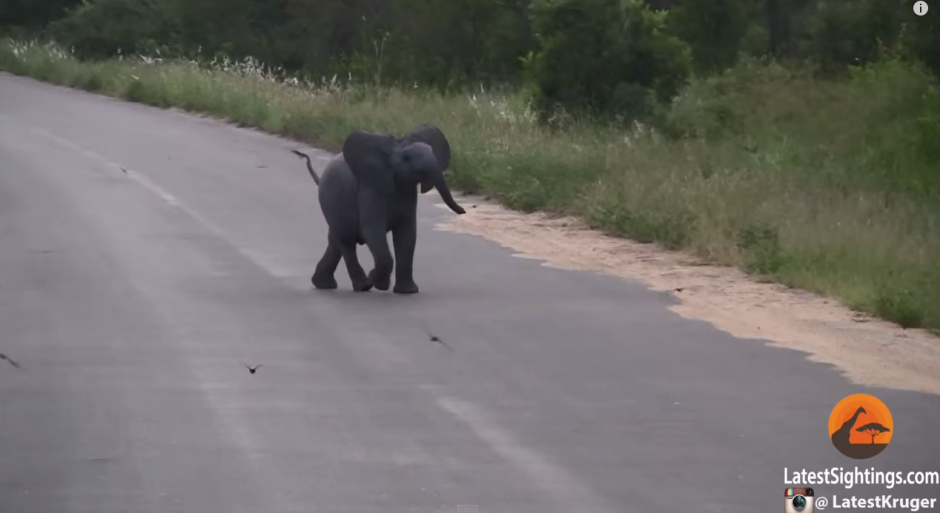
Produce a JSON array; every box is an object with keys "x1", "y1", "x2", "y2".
[{"x1": 0, "y1": 72, "x2": 937, "y2": 513}]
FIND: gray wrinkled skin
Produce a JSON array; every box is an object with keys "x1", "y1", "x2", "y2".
[{"x1": 301, "y1": 124, "x2": 465, "y2": 294}]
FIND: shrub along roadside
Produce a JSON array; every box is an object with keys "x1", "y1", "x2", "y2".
[{"x1": 1, "y1": 38, "x2": 937, "y2": 333}]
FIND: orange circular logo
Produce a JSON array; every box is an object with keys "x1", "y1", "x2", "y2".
[{"x1": 828, "y1": 393, "x2": 894, "y2": 459}]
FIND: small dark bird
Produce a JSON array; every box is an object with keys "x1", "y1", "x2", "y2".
[
  {"x1": 120, "y1": 167, "x2": 127, "y2": 174},
  {"x1": 243, "y1": 362, "x2": 262, "y2": 374},
  {"x1": 0, "y1": 353, "x2": 22, "y2": 369},
  {"x1": 674, "y1": 287, "x2": 684, "y2": 292},
  {"x1": 425, "y1": 331, "x2": 454, "y2": 352}
]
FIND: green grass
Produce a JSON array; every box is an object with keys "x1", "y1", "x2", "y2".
[{"x1": 1, "y1": 39, "x2": 937, "y2": 332}]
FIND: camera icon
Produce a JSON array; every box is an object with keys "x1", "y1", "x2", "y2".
[{"x1": 785, "y1": 487, "x2": 815, "y2": 513}]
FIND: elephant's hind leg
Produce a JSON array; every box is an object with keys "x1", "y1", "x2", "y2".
[
  {"x1": 312, "y1": 239, "x2": 342, "y2": 290},
  {"x1": 339, "y1": 243, "x2": 373, "y2": 292}
]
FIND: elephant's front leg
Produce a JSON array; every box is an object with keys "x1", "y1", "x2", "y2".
[
  {"x1": 358, "y1": 193, "x2": 394, "y2": 291},
  {"x1": 392, "y1": 218, "x2": 419, "y2": 294}
]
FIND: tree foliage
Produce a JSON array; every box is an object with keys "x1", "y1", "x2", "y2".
[
  {"x1": 48, "y1": 0, "x2": 174, "y2": 59},
  {"x1": 667, "y1": 0, "x2": 752, "y2": 74},
  {"x1": 899, "y1": 0, "x2": 940, "y2": 78},
  {"x1": 524, "y1": 0, "x2": 692, "y2": 122},
  {"x1": 801, "y1": 0, "x2": 904, "y2": 72},
  {"x1": 0, "y1": 0, "x2": 937, "y2": 120},
  {"x1": 0, "y1": 0, "x2": 80, "y2": 31}
]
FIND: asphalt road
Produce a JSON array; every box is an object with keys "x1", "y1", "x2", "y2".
[{"x1": 1, "y1": 72, "x2": 937, "y2": 513}]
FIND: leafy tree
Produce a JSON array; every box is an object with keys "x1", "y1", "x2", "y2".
[
  {"x1": 899, "y1": 0, "x2": 940, "y2": 80},
  {"x1": 376, "y1": 0, "x2": 535, "y2": 88},
  {"x1": 763, "y1": 0, "x2": 815, "y2": 57},
  {"x1": 802, "y1": 0, "x2": 904, "y2": 73},
  {"x1": 668, "y1": 0, "x2": 752, "y2": 74},
  {"x1": 48, "y1": 0, "x2": 175, "y2": 59},
  {"x1": 524, "y1": 0, "x2": 692, "y2": 123},
  {"x1": 0, "y1": 0, "x2": 82, "y2": 31},
  {"x1": 161, "y1": 0, "x2": 256, "y2": 58}
]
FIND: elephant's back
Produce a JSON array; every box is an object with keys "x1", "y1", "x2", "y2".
[{"x1": 319, "y1": 155, "x2": 356, "y2": 199}]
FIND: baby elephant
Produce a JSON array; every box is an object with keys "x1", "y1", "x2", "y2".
[{"x1": 293, "y1": 124, "x2": 466, "y2": 294}]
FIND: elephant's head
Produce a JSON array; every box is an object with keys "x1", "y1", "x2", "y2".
[
  {"x1": 401, "y1": 124, "x2": 452, "y2": 195},
  {"x1": 342, "y1": 126, "x2": 465, "y2": 215}
]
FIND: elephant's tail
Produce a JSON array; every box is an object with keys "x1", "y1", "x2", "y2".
[{"x1": 291, "y1": 149, "x2": 320, "y2": 186}]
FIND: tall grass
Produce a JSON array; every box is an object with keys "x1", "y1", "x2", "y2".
[{"x1": 1, "y1": 39, "x2": 937, "y2": 332}]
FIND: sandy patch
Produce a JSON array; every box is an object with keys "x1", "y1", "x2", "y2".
[{"x1": 432, "y1": 194, "x2": 940, "y2": 396}]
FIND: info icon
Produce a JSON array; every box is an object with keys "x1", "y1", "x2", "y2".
[{"x1": 785, "y1": 487, "x2": 815, "y2": 513}]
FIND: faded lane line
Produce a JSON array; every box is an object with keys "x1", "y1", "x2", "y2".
[
  {"x1": 30, "y1": 124, "x2": 234, "y2": 238},
  {"x1": 31, "y1": 126, "x2": 182, "y2": 210},
  {"x1": 431, "y1": 391, "x2": 615, "y2": 513},
  {"x1": 18, "y1": 121, "x2": 304, "y2": 513},
  {"x1": 22, "y1": 123, "x2": 309, "y2": 283}
]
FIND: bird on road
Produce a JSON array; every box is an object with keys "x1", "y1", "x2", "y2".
[
  {"x1": 0, "y1": 353, "x2": 22, "y2": 369},
  {"x1": 243, "y1": 362, "x2": 262, "y2": 374},
  {"x1": 424, "y1": 331, "x2": 454, "y2": 352}
]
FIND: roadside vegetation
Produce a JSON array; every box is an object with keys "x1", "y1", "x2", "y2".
[{"x1": 1, "y1": 0, "x2": 938, "y2": 331}]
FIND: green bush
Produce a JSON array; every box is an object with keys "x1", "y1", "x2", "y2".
[
  {"x1": 899, "y1": 0, "x2": 940, "y2": 80},
  {"x1": 524, "y1": 0, "x2": 692, "y2": 124},
  {"x1": 48, "y1": 0, "x2": 173, "y2": 60},
  {"x1": 667, "y1": 0, "x2": 752, "y2": 74},
  {"x1": 801, "y1": 0, "x2": 903, "y2": 73}
]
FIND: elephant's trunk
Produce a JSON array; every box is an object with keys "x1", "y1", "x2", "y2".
[{"x1": 433, "y1": 174, "x2": 466, "y2": 215}]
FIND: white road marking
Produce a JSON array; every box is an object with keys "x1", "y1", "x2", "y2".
[
  {"x1": 12, "y1": 119, "x2": 305, "y2": 513},
  {"x1": 431, "y1": 391, "x2": 613, "y2": 513},
  {"x1": 24, "y1": 124, "x2": 290, "y2": 279}
]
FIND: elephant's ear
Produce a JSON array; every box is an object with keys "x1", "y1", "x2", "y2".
[
  {"x1": 405, "y1": 124, "x2": 451, "y2": 194},
  {"x1": 342, "y1": 131, "x2": 396, "y2": 196},
  {"x1": 405, "y1": 124, "x2": 451, "y2": 170}
]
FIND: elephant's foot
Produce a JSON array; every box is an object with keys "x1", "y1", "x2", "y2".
[
  {"x1": 351, "y1": 276, "x2": 373, "y2": 292},
  {"x1": 369, "y1": 269, "x2": 391, "y2": 291},
  {"x1": 311, "y1": 273, "x2": 338, "y2": 290},
  {"x1": 393, "y1": 280, "x2": 419, "y2": 294}
]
